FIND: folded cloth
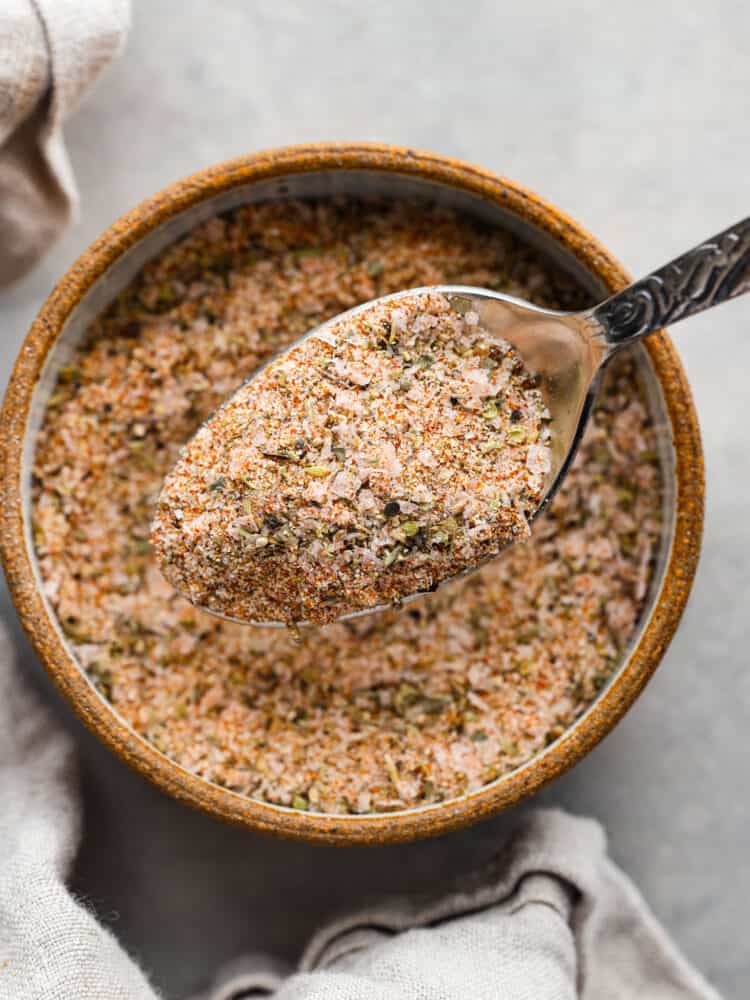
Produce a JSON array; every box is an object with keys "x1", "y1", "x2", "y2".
[
  {"x1": 0, "y1": 0, "x2": 130, "y2": 286},
  {"x1": 284, "y1": 810, "x2": 722, "y2": 1000},
  {"x1": 0, "y1": 620, "x2": 158, "y2": 1000},
  {"x1": 199, "y1": 818, "x2": 722, "y2": 1000},
  {"x1": 0, "y1": 611, "x2": 721, "y2": 1000}
]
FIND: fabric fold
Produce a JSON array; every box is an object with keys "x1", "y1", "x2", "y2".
[
  {"x1": 274, "y1": 809, "x2": 720, "y2": 1000},
  {"x1": 0, "y1": 0, "x2": 130, "y2": 286},
  {"x1": 0, "y1": 620, "x2": 159, "y2": 999}
]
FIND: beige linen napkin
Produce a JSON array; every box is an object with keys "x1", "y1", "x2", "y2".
[
  {"x1": 0, "y1": 613, "x2": 721, "y2": 1000},
  {"x1": 199, "y1": 816, "x2": 723, "y2": 1000},
  {"x1": 0, "y1": 620, "x2": 158, "y2": 999},
  {"x1": 0, "y1": 0, "x2": 130, "y2": 286}
]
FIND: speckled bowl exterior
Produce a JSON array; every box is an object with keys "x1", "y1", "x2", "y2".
[{"x1": 0, "y1": 144, "x2": 704, "y2": 845}]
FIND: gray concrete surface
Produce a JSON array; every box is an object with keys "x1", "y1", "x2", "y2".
[{"x1": 2, "y1": 2, "x2": 748, "y2": 996}]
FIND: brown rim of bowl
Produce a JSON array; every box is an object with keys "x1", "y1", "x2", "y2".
[{"x1": 0, "y1": 143, "x2": 704, "y2": 845}]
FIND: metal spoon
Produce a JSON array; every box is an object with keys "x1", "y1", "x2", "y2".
[{"x1": 161, "y1": 215, "x2": 750, "y2": 627}]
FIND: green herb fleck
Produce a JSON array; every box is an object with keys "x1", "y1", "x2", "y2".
[
  {"x1": 383, "y1": 546, "x2": 401, "y2": 567},
  {"x1": 450, "y1": 295, "x2": 473, "y2": 315},
  {"x1": 58, "y1": 366, "x2": 81, "y2": 385},
  {"x1": 480, "y1": 438, "x2": 505, "y2": 453},
  {"x1": 384, "y1": 754, "x2": 400, "y2": 789}
]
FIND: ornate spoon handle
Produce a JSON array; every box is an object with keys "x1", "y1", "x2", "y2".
[{"x1": 589, "y1": 216, "x2": 750, "y2": 348}]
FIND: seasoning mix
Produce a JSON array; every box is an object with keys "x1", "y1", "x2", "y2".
[
  {"x1": 153, "y1": 290, "x2": 550, "y2": 626},
  {"x1": 32, "y1": 198, "x2": 663, "y2": 814}
]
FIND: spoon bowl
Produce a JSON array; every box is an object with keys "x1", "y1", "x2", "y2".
[{"x1": 155, "y1": 284, "x2": 609, "y2": 629}]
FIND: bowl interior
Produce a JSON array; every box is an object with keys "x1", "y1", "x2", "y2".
[{"x1": 20, "y1": 166, "x2": 677, "y2": 829}]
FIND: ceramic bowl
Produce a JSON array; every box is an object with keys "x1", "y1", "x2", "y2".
[{"x1": 0, "y1": 144, "x2": 704, "y2": 844}]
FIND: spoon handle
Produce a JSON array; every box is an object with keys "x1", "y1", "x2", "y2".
[{"x1": 589, "y1": 216, "x2": 750, "y2": 348}]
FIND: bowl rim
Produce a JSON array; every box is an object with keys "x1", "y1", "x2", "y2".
[{"x1": 0, "y1": 143, "x2": 704, "y2": 845}]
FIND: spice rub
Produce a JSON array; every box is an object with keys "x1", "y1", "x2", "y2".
[
  {"x1": 153, "y1": 291, "x2": 551, "y2": 625},
  {"x1": 31, "y1": 198, "x2": 663, "y2": 814}
]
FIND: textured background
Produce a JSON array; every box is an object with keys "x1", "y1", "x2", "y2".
[{"x1": 1, "y1": 2, "x2": 748, "y2": 997}]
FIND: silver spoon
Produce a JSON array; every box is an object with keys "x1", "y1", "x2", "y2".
[{"x1": 160, "y1": 216, "x2": 750, "y2": 627}]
